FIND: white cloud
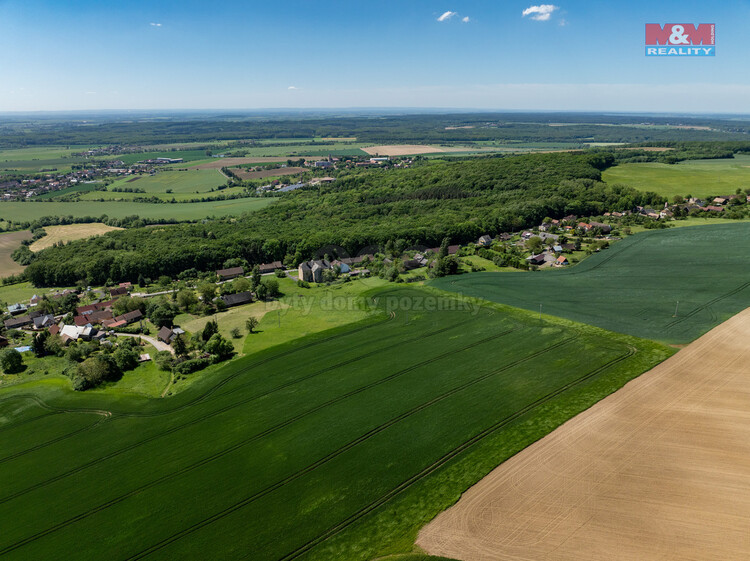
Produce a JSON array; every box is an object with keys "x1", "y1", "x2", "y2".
[
  {"x1": 558, "y1": 18, "x2": 568, "y2": 26},
  {"x1": 288, "y1": 86, "x2": 298, "y2": 90},
  {"x1": 462, "y1": 16, "x2": 470, "y2": 23},
  {"x1": 522, "y1": 4, "x2": 558, "y2": 21},
  {"x1": 437, "y1": 11, "x2": 457, "y2": 22},
  {"x1": 150, "y1": 22, "x2": 162, "y2": 27}
]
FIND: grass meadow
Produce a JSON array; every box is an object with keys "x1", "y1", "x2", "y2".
[
  {"x1": 0, "y1": 197, "x2": 277, "y2": 222},
  {"x1": 602, "y1": 155, "x2": 750, "y2": 199},
  {"x1": 433, "y1": 222, "x2": 750, "y2": 344},
  {"x1": 0, "y1": 285, "x2": 670, "y2": 560}
]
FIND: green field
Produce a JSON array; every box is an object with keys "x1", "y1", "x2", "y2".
[
  {"x1": 0, "y1": 285, "x2": 669, "y2": 560},
  {"x1": 433, "y1": 222, "x2": 750, "y2": 344},
  {"x1": 0, "y1": 146, "x2": 91, "y2": 173},
  {"x1": 0, "y1": 197, "x2": 277, "y2": 223},
  {"x1": 602, "y1": 155, "x2": 750, "y2": 199},
  {"x1": 103, "y1": 170, "x2": 226, "y2": 193}
]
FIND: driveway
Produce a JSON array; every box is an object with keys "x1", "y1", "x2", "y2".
[{"x1": 114, "y1": 332, "x2": 175, "y2": 355}]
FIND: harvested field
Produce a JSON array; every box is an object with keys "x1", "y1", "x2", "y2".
[
  {"x1": 418, "y1": 306, "x2": 750, "y2": 561},
  {"x1": 0, "y1": 230, "x2": 31, "y2": 277},
  {"x1": 29, "y1": 223, "x2": 122, "y2": 252},
  {"x1": 362, "y1": 145, "x2": 470, "y2": 156},
  {"x1": 231, "y1": 166, "x2": 305, "y2": 180},
  {"x1": 190, "y1": 157, "x2": 288, "y2": 169}
]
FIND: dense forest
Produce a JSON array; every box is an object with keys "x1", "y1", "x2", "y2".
[
  {"x1": 1, "y1": 112, "x2": 750, "y2": 148},
  {"x1": 24, "y1": 152, "x2": 665, "y2": 286}
]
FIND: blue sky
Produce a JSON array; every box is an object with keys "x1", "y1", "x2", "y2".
[{"x1": 1, "y1": 0, "x2": 749, "y2": 112}]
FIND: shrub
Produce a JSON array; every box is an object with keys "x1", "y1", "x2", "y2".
[
  {"x1": 0, "y1": 349, "x2": 24, "y2": 374},
  {"x1": 172, "y1": 357, "x2": 212, "y2": 375}
]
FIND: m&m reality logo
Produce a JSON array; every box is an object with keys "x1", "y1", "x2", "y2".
[{"x1": 645, "y1": 24, "x2": 715, "y2": 56}]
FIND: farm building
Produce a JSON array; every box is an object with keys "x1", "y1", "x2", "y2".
[
  {"x1": 4, "y1": 316, "x2": 32, "y2": 330},
  {"x1": 216, "y1": 267, "x2": 244, "y2": 281},
  {"x1": 7, "y1": 303, "x2": 27, "y2": 315},
  {"x1": 589, "y1": 221, "x2": 612, "y2": 233},
  {"x1": 221, "y1": 291, "x2": 254, "y2": 308},
  {"x1": 258, "y1": 261, "x2": 283, "y2": 274},
  {"x1": 109, "y1": 286, "x2": 128, "y2": 297}
]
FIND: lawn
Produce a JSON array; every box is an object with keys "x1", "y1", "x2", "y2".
[
  {"x1": 0, "y1": 197, "x2": 277, "y2": 222},
  {"x1": 0, "y1": 284, "x2": 670, "y2": 561},
  {"x1": 432, "y1": 222, "x2": 750, "y2": 344},
  {"x1": 602, "y1": 155, "x2": 750, "y2": 200},
  {"x1": 0, "y1": 230, "x2": 31, "y2": 278}
]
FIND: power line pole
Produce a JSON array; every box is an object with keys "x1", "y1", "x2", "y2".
[
  {"x1": 673, "y1": 300, "x2": 679, "y2": 317},
  {"x1": 539, "y1": 303, "x2": 542, "y2": 321}
]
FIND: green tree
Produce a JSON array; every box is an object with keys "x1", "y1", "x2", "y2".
[
  {"x1": 172, "y1": 334, "x2": 188, "y2": 357},
  {"x1": 255, "y1": 283, "x2": 268, "y2": 301},
  {"x1": 176, "y1": 289, "x2": 198, "y2": 310},
  {"x1": 262, "y1": 278, "x2": 281, "y2": 298},
  {"x1": 251, "y1": 265, "x2": 261, "y2": 290},
  {"x1": 32, "y1": 331, "x2": 49, "y2": 358},
  {"x1": 112, "y1": 347, "x2": 139, "y2": 372},
  {"x1": 233, "y1": 277, "x2": 251, "y2": 293},
  {"x1": 245, "y1": 317, "x2": 259, "y2": 333},
  {"x1": 205, "y1": 333, "x2": 234, "y2": 360},
  {"x1": 150, "y1": 304, "x2": 176, "y2": 328},
  {"x1": 0, "y1": 349, "x2": 24, "y2": 374},
  {"x1": 202, "y1": 320, "x2": 219, "y2": 342},
  {"x1": 438, "y1": 237, "x2": 450, "y2": 259},
  {"x1": 197, "y1": 281, "x2": 216, "y2": 304}
]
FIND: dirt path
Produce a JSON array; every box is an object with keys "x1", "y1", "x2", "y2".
[{"x1": 418, "y1": 307, "x2": 750, "y2": 561}]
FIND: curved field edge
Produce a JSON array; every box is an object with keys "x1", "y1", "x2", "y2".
[{"x1": 0, "y1": 285, "x2": 673, "y2": 561}]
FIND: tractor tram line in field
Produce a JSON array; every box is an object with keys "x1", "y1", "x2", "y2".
[
  {"x1": 1, "y1": 326, "x2": 529, "y2": 558},
  {"x1": 0, "y1": 315, "x2": 518, "y2": 513},
  {"x1": 0, "y1": 286, "x2": 669, "y2": 560},
  {"x1": 123, "y1": 334, "x2": 585, "y2": 561},
  {"x1": 0, "y1": 310, "x2": 480, "y2": 503},
  {"x1": 277, "y1": 342, "x2": 638, "y2": 561}
]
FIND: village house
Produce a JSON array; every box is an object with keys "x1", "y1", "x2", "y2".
[
  {"x1": 33, "y1": 314, "x2": 55, "y2": 330},
  {"x1": 589, "y1": 221, "x2": 612, "y2": 233},
  {"x1": 0, "y1": 336, "x2": 8, "y2": 348},
  {"x1": 298, "y1": 259, "x2": 333, "y2": 283},
  {"x1": 713, "y1": 196, "x2": 730, "y2": 205},
  {"x1": 556, "y1": 255, "x2": 570, "y2": 266},
  {"x1": 477, "y1": 235, "x2": 493, "y2": 247},
  {"x1": 526, "y1": 254, "x2": 546, "y2": 266},
  {"x1": 158, "y1": 326, "x2": 186, "y2": 344}
]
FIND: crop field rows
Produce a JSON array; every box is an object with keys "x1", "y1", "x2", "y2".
[{"x1": 0, "y1": 287, "x2": 668, "y2": 561}]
